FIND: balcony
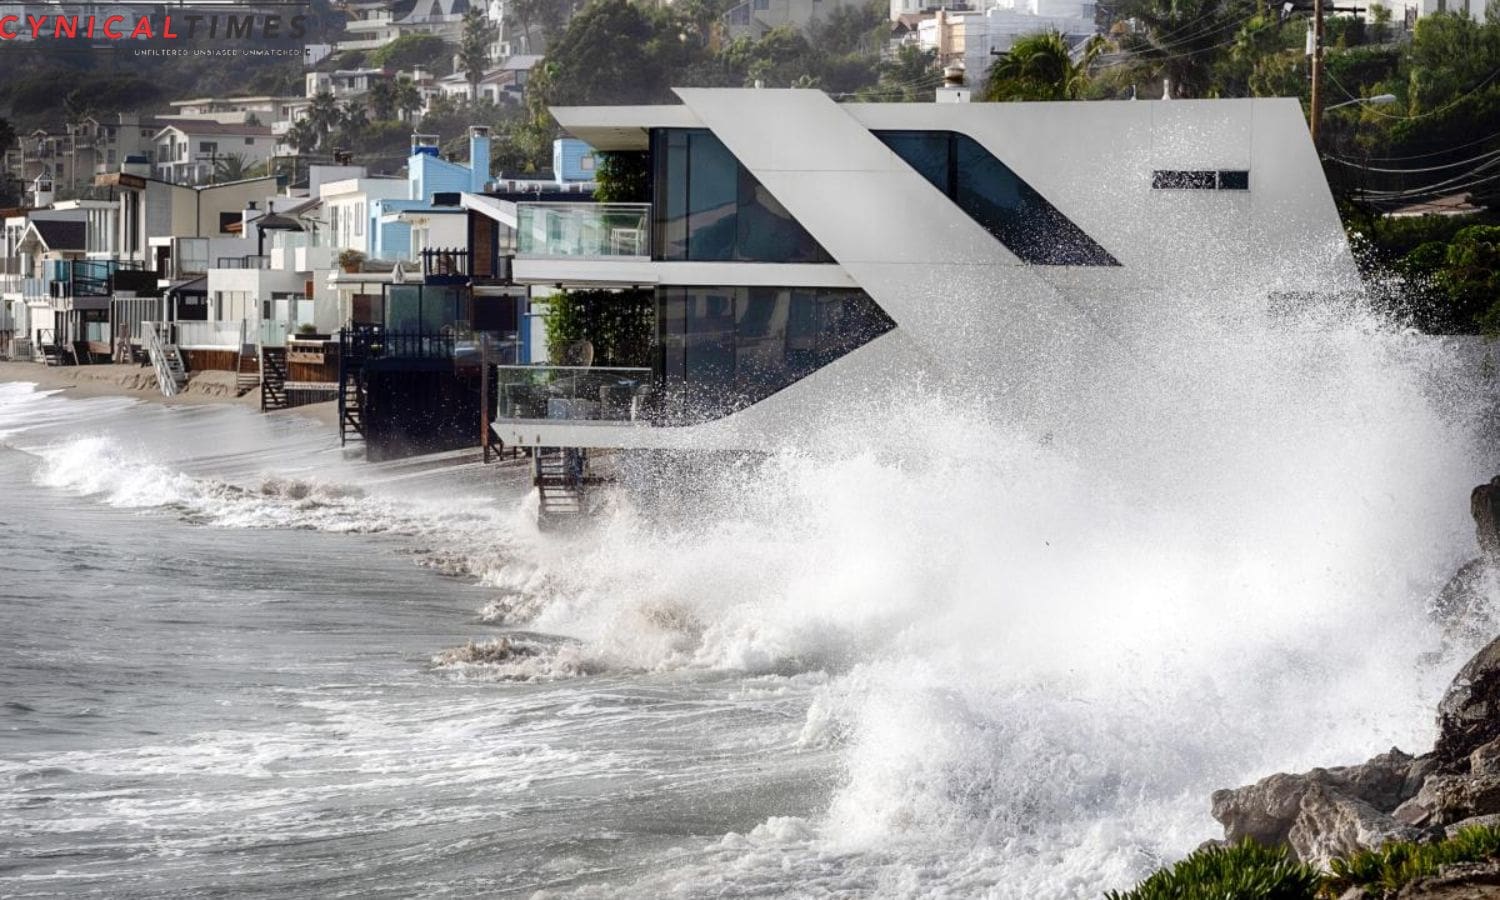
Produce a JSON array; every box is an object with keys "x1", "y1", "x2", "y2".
[
  {"x1": 214, "y1": 255, "x2": 269, "y2": 270},
  {"x1": 516, "y1": 203, "x2": 650, "y2": 259},
  {"x1": 496, "y1": 365, "x2": 653, "y2": 422}
]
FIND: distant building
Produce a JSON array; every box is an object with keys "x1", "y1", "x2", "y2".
[
  {"x1": 153, "y1": 122, "x2": 276, "y2": 186},
  {"x1": 724, "y1": 0, "x2": 870, "y2": 40}
]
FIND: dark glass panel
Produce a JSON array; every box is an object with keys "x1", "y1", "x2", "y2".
[
  {"x1": 653, "y1": 286, "x2": 894, "y2": 424},
  {"x1": 1217, "y1": 170, "x2": 1250, "y2": 190},
  {"x1": 1152, "y1": 170, "x2": 1217, "y2": 189},
  {"x1": 650, "y1": 129, "x2": 832, "y2": 263},
  {"x1": 872, "y1": 131, "x2": 950, "y2": 195},
  {"x1": 875, "y1": 130, "x2": 1118, "y2": 266},
  {"x1": 686, "y1": 132, "x2": 739, "y2": 261}
]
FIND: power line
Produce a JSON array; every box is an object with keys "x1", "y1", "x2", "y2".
[
  {"x1": 1323, "y1": 143, "x2": 1500, "y2": 173},
  {"x1": 1325, "y1": 64, "x2": 1500, "y2": 121},
  {"x1": 1341, "y1": 128, "x2": 1500, "y2": 161}
]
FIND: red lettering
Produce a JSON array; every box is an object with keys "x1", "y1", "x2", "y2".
[
  {"x1": 162, "y1": 15, "x2": 177, "y2": 39},
  {"x1": 53, "y1": 15, "x2": 76, "y2": 38},
  {"x1": 86, "y1": 15, "x2": 94, "y2": 37},
  {"x1": 26, "y1": 15, "x2": 45, "y2": 38},
  {"x1": 102, "y1": 15, "x2": 123, "y2": 38},
  {"x1": 129, "y1": 16, "x2": 151, "y2": 39},
  {"x1": 0, "y1": 16, "x2": 17, "y2": 39}
]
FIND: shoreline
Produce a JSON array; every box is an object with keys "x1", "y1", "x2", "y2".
[{"x1": 0, "y1": 361, "x2": 339, "y2": 427}]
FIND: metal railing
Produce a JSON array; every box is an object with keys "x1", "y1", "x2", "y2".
[
  {"x1": 495, "y1": 365, "x2": 653, "y2": 422},
  {"x1": 214, "y1": 255, "x2": 269, "y2": 270},
  {"x1": 420, "y1": 247, "x2": 468, "y2": 279},
  {"x1": 516, "y1": 203, "x2": 651, "y2": 258}
]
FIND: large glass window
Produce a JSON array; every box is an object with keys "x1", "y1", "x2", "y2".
[
  {"x1": 874, "y1": 130, "x2": 1118, "y2": 266},
  {"x1": 651, "y1": 129, "x2": 833, "y2": 264},
  {"x1": 655, "y1": 286, "x2": 893, "y2": 423}
]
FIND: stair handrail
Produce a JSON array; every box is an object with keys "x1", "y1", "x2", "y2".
[{"x1": 144, "y1": 321, "x2": 179, "y2": 397}]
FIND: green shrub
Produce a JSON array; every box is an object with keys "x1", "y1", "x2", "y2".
[
  {"x1": 1327, "y1": 824, "x2": 1500, "y2": 896},
  {"x1": 1105, "y1": 840, "x2": 1321, "y2": 900}
]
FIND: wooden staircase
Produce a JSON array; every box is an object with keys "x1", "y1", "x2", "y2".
[
  {"x1": 235, "y1": 345, "x2": 260, "y2": 397},
  {"x1": 533, "y1": 447, "x2": 591, "y2": 529},
  {"x1": 339, "y1": 372, "x2": 365, "y2": 445},
  {"x1": 337, "y1": 333, "x2": 367, "y2": 447},
  {"x1": 260, "y1": 346, "x2": 289, "y2": 411},
  {"x1": 144, "y1": 323, "x2": 186, "y2": 396}
]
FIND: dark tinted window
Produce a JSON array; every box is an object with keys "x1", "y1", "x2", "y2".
[
  {"x1": 1152, "y1": 169, "x2": 1250, "y2": 191},
  {"x1": 1217, "y1": 170, "x2": 1250, "y2": 191},
  {"x1": 655, "y1": 286, "x2": 893, "y2": 423},
  {"x1": 651, "y1": 129, "x2": 833, "y2": 263},
  {"x1": 874, "y1": 130, "x2": 1118, "y2": 266}
]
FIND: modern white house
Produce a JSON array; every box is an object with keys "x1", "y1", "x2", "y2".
[
  {"x1": 489, "y1": 88, "x2": 1358, "y2": 454},
  {"x1": 153, "y1": 122, "x2": 276, "y2": 185}
]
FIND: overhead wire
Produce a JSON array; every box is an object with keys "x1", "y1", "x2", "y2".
[
  {"x1": 1324, "y1": 64, "x2": 1500, "y2": 121},
  {"x1": 1323, "y1": 143, "x2": 1500, "y2": 173}
]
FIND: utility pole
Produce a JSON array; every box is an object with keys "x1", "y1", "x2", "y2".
[{"x1": 1309, "y1": 0, "x2": 1325, "y2": 146}]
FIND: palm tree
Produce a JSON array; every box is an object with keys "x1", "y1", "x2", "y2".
[
  {"x1": 212, "y1": 153, "x2": 250, "y2": 183},
  {"x1": 369, "y1": 80, "x2": 398, "y2": 121},
  {"x1": 287, "y1": 118, "x2": 319, "y2": 155},
  {"x1": 459, "y1": 8, "x2": 499, "y2": 102},
  {"x1": 394, "y1": 77, "x2": 424, "y2": 122},
  {"x1": 983, "y1": 31, "x2": 1103, "y2": 101},
  {"x1": 1115, "y1": 0, "x2": 1241, "y2": 99},
  {"x1": 305, "y1": 91, "x2": 341, "y2": 150}
]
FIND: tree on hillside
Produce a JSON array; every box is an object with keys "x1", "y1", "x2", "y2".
[
  {"x1": 984, "y1": 31, "x2": 1102, "y2": 101},
  {"x1": 395, "y1": 78, "x2": 424, "y2": 122},
  {"x1": 287, "y1": 118, "x2": 320, "y2": 155},
  {"x1": 460, "y1": 7, "x2": 499, "y2": 102},
  {"x1": 0, "y1": 118, "x2": 20, "y2": 207},
  {"x1": 369, "y1": 33, "x2": 447, "y2": 71},
  {"x1": 370, "y1": 79, "x2": 398, "y2": 121},
  {"x1": 1115, "y1": 0, "x2": 1246, "y2": 97},
  {"x1": 212, "y1": 153, "x2": 250, "y2": 183},
  {"x1": 306, "y1": 91, "x2": 341, "y2": 150},
  {"x1": 539, "y1": 0, "x2": 704, "y2": 106}
]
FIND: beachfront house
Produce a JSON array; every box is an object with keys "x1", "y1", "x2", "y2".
[{"x1": 481, "y1": 88, "x2": 1358, "y2": 467}]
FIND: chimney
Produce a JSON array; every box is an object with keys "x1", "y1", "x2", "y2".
[
  {"x1": 468, "y1": 125, "x2": 491, "y2": 192},
  {"x1": 936, "y1": 63, "x2": 972, "y2": 103}
]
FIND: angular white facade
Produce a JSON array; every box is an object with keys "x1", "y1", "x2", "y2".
[{"x1": 497, "y1": 89, "x2": 1357, "y2": 453}]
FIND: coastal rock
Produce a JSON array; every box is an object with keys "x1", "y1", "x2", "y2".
[
  {"x1": 1210, "y1": 749, "x2": 1426, "y2": 858},
  {"x1": 1393, "y1": 860, "x2": 1500, "y2": 899},
  {"x1": 1429, "y1": 559, "x2": 1499, "y2": 645},
  {"x1": 1436, "y1": 635, "x2": 1500, "y2": 769},
  {"x1": 1396, "y1": 773, "x2": 1500, "y2": 827},
  {"x1": 1287, "y1": 783, "x2": 1423, "y2": 868},
  {"x1": 1475, "y1": 477, "x2": 1500, "y2": 568},
  {"x1": 1444, "y1": 813, "x2": 1500, "y2": 838}
]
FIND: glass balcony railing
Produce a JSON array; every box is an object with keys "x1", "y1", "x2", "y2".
[
  {"x1": 496, "y1": 365, "x2": 653, "y2": 422},
  {"x1": 515, "y1": 203, "x2": 651, "y2": 259}
]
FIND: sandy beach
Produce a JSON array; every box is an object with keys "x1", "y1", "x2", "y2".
[{"x1": 0, "y1": 360, "x2": 339, "y2": 427}]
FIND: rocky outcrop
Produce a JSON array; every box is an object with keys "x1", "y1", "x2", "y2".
[
  {"x1": 1392, "y1": 860, "x2": 1500, "y2": 898},
  {"x1": 1211, "y1": 750, "x2": 1429, "y2": 867},
  {"x1": 1428, "y1": 479, "x2": 1500, "y2": 646},
  {"x1": 1213, "y1": 637, "x2": 1500, "y2": 866}
]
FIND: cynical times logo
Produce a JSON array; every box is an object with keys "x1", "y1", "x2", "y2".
[
  {"x1": 0, "y1": 2, "x2": 323, "y2": 43},
  {"x1": 0, "y1": 11, "x2": 309, "y2": 41}
]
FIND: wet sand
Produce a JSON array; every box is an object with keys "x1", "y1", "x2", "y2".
[{"x1": 0, "y1": 360, "x2": 339, "y2": 427}]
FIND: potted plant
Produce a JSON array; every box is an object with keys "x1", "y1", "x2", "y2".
[{"x1": 338, "y1": 249, "x2": 366, "y2": 273}]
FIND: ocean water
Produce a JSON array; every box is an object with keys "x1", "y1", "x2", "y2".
[{"x1": 0, "y1": 306, "x2": 1496, "y2": 897}]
